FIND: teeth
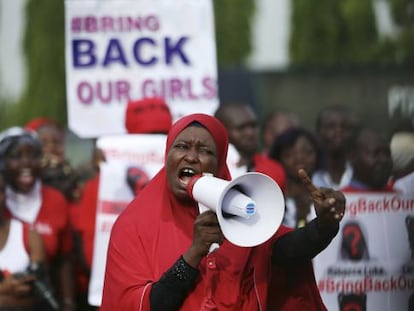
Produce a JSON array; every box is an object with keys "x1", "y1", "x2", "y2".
[
  {"x1": 20, "y1": 169, "x2": 32, "y2": 176},
  {"x1": 182, "y1": 168, "x2": 196, "y2": 175}
]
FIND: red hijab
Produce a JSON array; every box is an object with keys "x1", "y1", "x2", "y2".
[
  {"x1": 165, "y1": 113, "x2": 231, "y2": 180},
  {"x1": 101, "y1": 114, "x2": 325, "y2": 311}
]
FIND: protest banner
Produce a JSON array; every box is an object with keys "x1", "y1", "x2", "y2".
[
  {"x1": 314, "y1": 192, "x2": 414, "y2": 310},
  {"x1": 88, "y1": 134, "x2": 166, "y2": 305},
  {"x1": 65, "y1": 0, "x2": 218, "y2": 137}
]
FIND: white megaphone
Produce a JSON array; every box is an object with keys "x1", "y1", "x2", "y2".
[{"x1": 187, "y1": 172, "x2": 285, "y2": 247}]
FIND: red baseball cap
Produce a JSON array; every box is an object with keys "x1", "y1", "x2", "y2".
[{"x1": 125, "y1": 97, "x2": 172, "y2": 134}]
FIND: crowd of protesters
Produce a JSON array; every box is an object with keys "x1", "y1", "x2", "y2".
[{"x1": 0, "y1": 98, "x2": 412, "y2": 311}]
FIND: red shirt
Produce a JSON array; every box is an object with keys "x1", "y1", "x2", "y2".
[
  {"x1": 72, "y1": 174, "x2": 99, "y2": 268},
  {"x1": 5, "y1": 185, "x2": 72, "y2": 261}
]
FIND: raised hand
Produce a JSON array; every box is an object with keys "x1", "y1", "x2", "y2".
[
  {"x1": 184, "y1": 211, "x2": 224, "y2": 268},
  {"x1": 298, "y1": 168, "x2": 346, "y2": 228}
]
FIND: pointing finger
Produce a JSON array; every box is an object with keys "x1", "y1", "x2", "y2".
[{"x1": 298, "y1": 168, "x2": 323, "y2": 200}]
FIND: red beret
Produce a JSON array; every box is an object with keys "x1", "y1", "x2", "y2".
[{"x1": 125, "y1": 97, "x2": 172, "y2": 134}]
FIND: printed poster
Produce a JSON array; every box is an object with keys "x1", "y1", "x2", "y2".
[
  {"x1": 88, "y1": 134, "x2": 166, "y2": 306},
  {"x1": 65, "y1": 0, "x2": 218, "y2": 137},
  {"x1": 314, "y1": 192, "x2": 414, "y2": 311}
]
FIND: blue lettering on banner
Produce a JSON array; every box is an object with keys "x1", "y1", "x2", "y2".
[
  {"x1": 72, "y1": 36, "x2": 190, "y2": 68},
  {"x1": 165, "y1": 37, "x2": 190, "y2": 65},
  {"x1": 72, "y1": 39, "x2": 96, "y2": 67},
  {"x1": 103, "y1": 39, "x2": 128, "y2": 66},
  {"x1": 133, "y1": 38, "x2": 156, "y2": 65}
]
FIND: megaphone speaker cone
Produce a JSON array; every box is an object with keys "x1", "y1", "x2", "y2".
[{"x1": 187, "y1": 172, "x2": 285, "y2": 247}]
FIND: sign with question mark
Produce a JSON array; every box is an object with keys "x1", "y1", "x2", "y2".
[
  {"x1": 313, "y1": 192, "x2": 414, "y2": 311},
  {"x1": 342, "y1": 222, "x2": 368, "y2": 261}
]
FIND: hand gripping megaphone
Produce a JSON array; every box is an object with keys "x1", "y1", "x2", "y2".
[{"x1": 187, "y1": 172, "x2": 285, "y2": 247}]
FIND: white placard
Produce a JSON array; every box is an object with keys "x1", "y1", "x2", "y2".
[
  {"x1": 88, "y1": 134, "x2": 166, "y2": 306},
  {"x1": 65, "y1": 0, "x2": 218, "y2": 137},
  {"x1": 314, "y1": 192, "x2": 414, "y2": 310}
]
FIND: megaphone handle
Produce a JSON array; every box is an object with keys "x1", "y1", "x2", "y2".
[
  {"x1": 198, "y1": 204, "x2": 220, "y2": 254},
  {"x1": 209, "y1": 243, "x2": 220, "y2": 253},
  {"x1": 198, "y1": 203, "x2": 209, "y2": 214}
]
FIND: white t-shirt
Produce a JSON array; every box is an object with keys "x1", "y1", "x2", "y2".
[
  {"x1": 0, "y1": 219, "x2": 30, "y2": 274},
  {"x1": 312, "y1": 162, "x2": 353, "y2": 190},
  {"x1": 394, "y1": 172, "x2": 414, "y2": 195}
]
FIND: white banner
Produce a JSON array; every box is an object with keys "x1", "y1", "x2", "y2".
[
  {"x1": 314, "y1": 192, "x2": 414, "y2": 311},
  {"x1": 65, "y1": 0, "x2": 218, "y2": 137},
  {"x1": 88, "y1": 134, "x2": 166, "y2": 306}
]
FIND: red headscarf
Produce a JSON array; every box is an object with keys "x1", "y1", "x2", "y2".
[
  {"x1": 101, "y1": 114, "x2": 325, "y2": 311},
  {"x1": 165, "y1": 113, "x2": 231, "y2": 180}
]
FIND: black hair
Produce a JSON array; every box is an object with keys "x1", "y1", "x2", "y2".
[
  {"x1": 214, "y1": 101, "x2": 255, "y2": 126},
  {"x1": 315, "y1": 104, "x2": 356, "y2": 131},
  {"x1": 268, "y1": 127, "x2": 325, "y2": 170}
]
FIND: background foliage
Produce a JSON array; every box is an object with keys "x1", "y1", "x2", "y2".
[
  {"x1": 213, "y1": 0, "x2": 255, "y2": 67},
  {"x1": 389, "y1": 0, "x2": 414, "y2": 64},
  {"x1": 290, "y1": 0, "x2": 380, "y2": 66},
  {"x1": 4, "y1": 0, "x2": 66, "y2": 127},
  {"x1": 289, "y1": 0, "x2": 414, "y2": 67}
]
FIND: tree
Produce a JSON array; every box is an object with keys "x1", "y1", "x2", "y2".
[
  {"x1": 14, "y1": 0, "x2": 66, "y2": 127},
  {"x1": 213, "y1": 0, "x2": 255, "y2": 67},
  {"x1": 389, "y1": 0, "x2": 414, "y2": 64},
  {"x1": 289, "y1": 0, "x2": 383, "y2": 67}
]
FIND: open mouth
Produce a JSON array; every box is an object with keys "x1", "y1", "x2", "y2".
[
  {"x1": 178, "y1": 168, "x2": 197, "y2": 186},
  {"x1": 18, "y1": 168, "x2": 35, "y2": 186}
]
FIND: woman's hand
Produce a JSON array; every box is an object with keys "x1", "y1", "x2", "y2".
[
  {"x1": 184, "y1": 211, "x2": 224, "y2": 268},
  {"x1": 298, "y1": 169, "x2": 346, "y2": 229}
]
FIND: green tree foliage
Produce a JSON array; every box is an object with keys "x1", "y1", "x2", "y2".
[
  {"x1": 213, "y1": 0, "x2": 255, "y2": 67},
  {"x1": 290, "y1": 0, "x2": 380, "y2": 67},
  {"x1": 14, "y1": 0, "x2": 66, "y2": 126},
  {"x1": 389, "y1": 0, "x2": 414, "y2": 64}
]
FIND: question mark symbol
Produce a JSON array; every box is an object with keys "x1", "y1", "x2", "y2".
[
  {"x1": 343, "y1": 223, "x2": 362, "y2": 259},
  {"x1": 343, "y1": 302, "x2": 362, "y2": 311},
  {"x1": 338, "y1": 293, "x2": 366, "y2": 311}
]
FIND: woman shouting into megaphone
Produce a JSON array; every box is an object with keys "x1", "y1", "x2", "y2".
[{"x1": 101, "y1": 113, "x2": 345, "y2": 311}]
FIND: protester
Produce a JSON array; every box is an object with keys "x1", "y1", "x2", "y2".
[
  {"x1": 343, "y1": 126, "x2": 394, "y2": 192},
  {"x1": 268, "y1": 127, "x2": 324, "y2": 228},
  {"x1": 25, "y1": 118, "x2": 80, "y2": 203},
  {"x1": 0, "y1": 170, "x2": 54, "y2": 310},
  {"x1": 214, "y1": 101, "x2": 286, "y2": 190},
  {"x1": 261, "y1": 110, "x2": 300, "y2": 155},
  {"x1": 101, "y1": 113, "x2": 346, "y2": 311},
  {"x1": 389, "y1": 131, "x2": 414, "y2": 195},
  {"x1": 0, "y1": 127, "x2": 75, "y2": 311},
  {"x1": 312, "y1": 105, "x2": 359, "y2": 189},
  {"x1": 72, "y1": 97, "x2": 172, "y2": 310},
  {"x1": 314, "y1": 127, "x2": 403, "y2": 309}
]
